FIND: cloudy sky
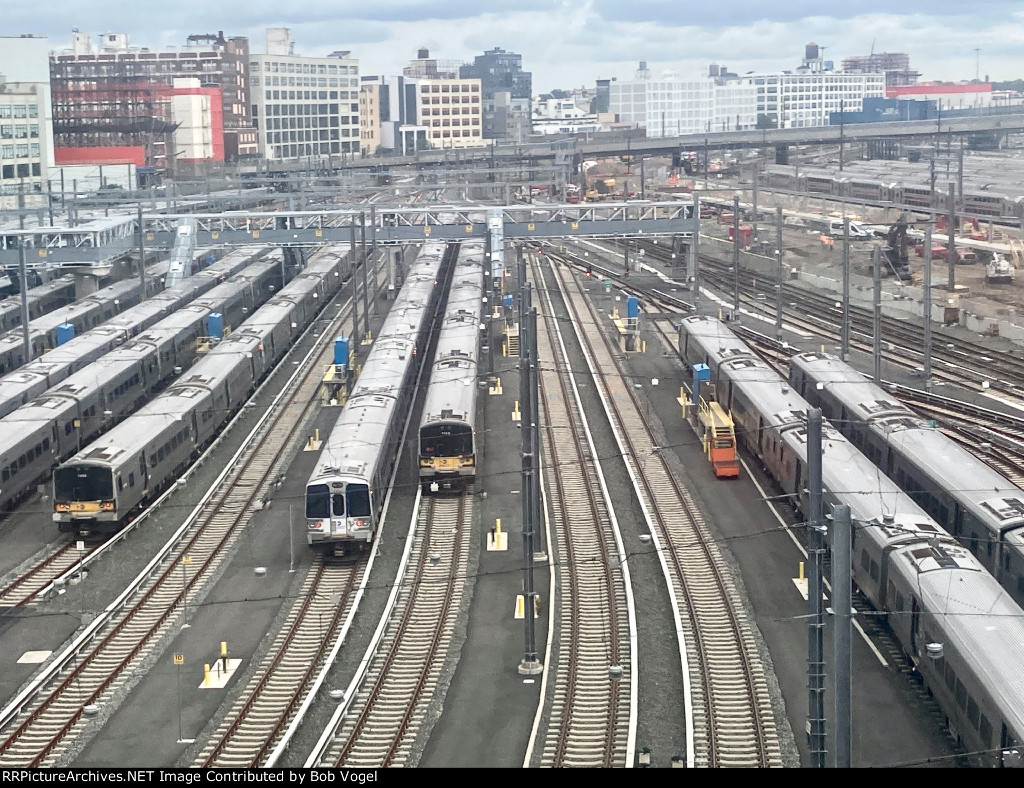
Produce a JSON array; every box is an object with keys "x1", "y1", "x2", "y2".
[{"x1": 8, "y1": 2, "x2": 1023, "y2": 91}]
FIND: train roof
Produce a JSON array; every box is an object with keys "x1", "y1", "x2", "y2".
[
  {"x1": 906, "y1": 545, "x2": 1024, "y2": 733},
  {"x1": 793, "y1": 352, "x2": 1024, "y2": 532}
]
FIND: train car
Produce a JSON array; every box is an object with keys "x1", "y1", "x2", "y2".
[
  {"x1": 0, "y1": 260, "x2": 174, "y2": 375},
  {"x1": 305, "y1": 241, "x2": 449, "y2": 553},
  {"x1": 51, "y1": 246, "x2": 349, "y2": 532},
  {"x1": 418, "y1": 241, "x2": 484, "y2": 492},
  {"x1": 0, "y1": 258, "x2": 282, "y2": 516},
  {"x1": 678, "y1": 315, "x2": 1024, "y2": 765},
  {"x1": 0, "y1": 247, "x2": 270, "y2": 420},
  {"x1": 0, "y1": 275, "x2": 77, "y2": 334},
  {"x1": 789, "y1": 350, "x2": 1024, "y2": 608}
]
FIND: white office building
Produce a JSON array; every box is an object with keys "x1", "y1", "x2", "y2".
[{"x1": 249, "y1": 28, "x2": 360, "y2": 160}]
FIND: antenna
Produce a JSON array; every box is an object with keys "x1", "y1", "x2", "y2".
[
  {"x1": 870, "y1": 38, "x2": 875, "y2": 57},
  {"x1": 974, "y1": 47, "x2": 981, "y2": 81}
]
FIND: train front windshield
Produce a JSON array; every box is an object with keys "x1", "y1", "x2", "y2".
[
  {"x1": 306, "y1": 483, "x2": 370, "y2": 519},
  {"x1": 420, "y1": 424, "x2": 473, "y2": 458},
  {"x1": 54, "y1": 466, "x2": 113, "y2": 502}
]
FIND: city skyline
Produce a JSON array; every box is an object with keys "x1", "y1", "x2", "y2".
[{"x1": 5, "y1": 2, "x2": 1019, "y2": 92}]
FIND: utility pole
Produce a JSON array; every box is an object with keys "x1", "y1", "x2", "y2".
[
  {"x1": 832, "y1": 503, "x2": 852, "y2": 769},
  {"x1": 349, "y1": 223, "x2": 359, "y2": 344},
  {"x1": 841, "y1": 217, "x2": 850, "y2": 360},
  {"x1": 360, "y1": 212, "x2": 370, "y2": 341},
  {"x1": 691, "y1": 195, "x2": 701, "y2": 309},
  {"x1": 732, "y1": 195, "x2": 740, "y2": 318},
  {"x1": 775, "y1": 206, "x2": 784, "y2": 340},
  {"x1": 807, "y1": 408, "x2": 827, "y2": 768},
  {"x1": 19, "y1": 239, "x2": 30, "y2": 364},
  {"x1": 923, "y1": 224, "x2": 933, "y2": 389},
  {"x1": 872, "y1": 246, "x2": 882, "y2": 384},
  {"x1": 838, "y1": 98, "x2": 845, "y2": 172},
  {"x1": 137, "y1": 203, "x2": 147, "y2": 296},
  {"x1": 946, "y1": 182, "x2": 957, "y2": 292}
]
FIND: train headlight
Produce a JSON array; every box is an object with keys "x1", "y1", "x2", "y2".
[
  {"x1": 308, "y1": 520, "x2": 325, "y2": 531},
  {"x1": 55, "y1": 502, "x2": 70, "y2": 512},
  {"x1": 100, "y1": 501, "x2": 115, "y2": 511}
]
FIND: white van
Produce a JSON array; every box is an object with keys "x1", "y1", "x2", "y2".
[{"x1": 827, "y1": 219, "x2": 871, "y2": 239}]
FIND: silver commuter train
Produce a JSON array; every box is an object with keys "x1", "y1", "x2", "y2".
[
  {"x1": 0, "y1": 275, "x2": 77, "y2": 334},
  {"x1": 1, "y1": 255, "x2": 283, "y2": 519},
  {"x1": 50, "y1": 247, "x2": 349, "y2": 531},
  {"x1": 305, "y1": 241, "x2": 448, "y2": 552},
  {"x1": 788, "y1": 350, "x2": 1024, "y2": 608},
  {"x1": 679, "y1": 315, "x2": 1024, "y2": 765},
  {"x1": 0, "y1": 246, "x2": 268, "y2": 421},
  {"x1": 418, "y1": 241, "x2": 484, "y2": 492}
]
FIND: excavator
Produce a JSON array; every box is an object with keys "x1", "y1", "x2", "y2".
[{"x1": 881, "y1": 212, "x2": 911, "y2": 280}]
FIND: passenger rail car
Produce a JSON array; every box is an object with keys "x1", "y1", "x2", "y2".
[
  {"x1": 418, "y1": 241, "x2": 484, "y2": 492},
  {"x1": 0, "y1": 247, "x2": 269, "y2": 421},
  {"x1": 789, "y1": 351, "x2": 1024, "y2": 608},
  {"x1": 0, "y1": 258, "x2": 282, "y2": 516},
  {"x1": 305, "y1": 241, "x2": 449, "y2": 552},
  {"x1": 0, "y1": 275, "x2": 77, "y2": 333},
  {"x1": 0, "y1": 260, "x2": 174, "y2": 375},
  {"x1": 51, "y1": 247, "x2": 350, "y2": 532},
  {"x1": 678, "y1": 315, "x2": 1024, "y2": 765}
]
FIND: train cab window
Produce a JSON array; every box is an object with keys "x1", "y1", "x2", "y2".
[
  {"x1": 1, "y1": 468, "x2": 7, "y2": 482},
  {"x1": 870, "y1": 560, "x2": 879, "y2": 582},
  {"x1": 347, "y1": 483, "x2": 371, "y2": 518},
  {"x1": 306, "y1": 484, "x2": 330, "y2": 519},
  {"x1": 331, "y1": 493, "x2": 344, "y2": 517},
  {"x1": 861, "y1": 549, "x2": 870, "y2": 572},
  {"x1": 129, "y1": 472, "x2": 135, "y2": 487},
  {"x1": 895, "y1": 591, "x2": 904, "y2": 612},
  {"x1": 118, "y1": 477, "x2": 123, "y2": 491}
]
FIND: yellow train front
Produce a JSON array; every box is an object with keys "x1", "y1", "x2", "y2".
[
  {"x1": 417, "y1": 241, "x2": 484, "y2": 494},
  {"x1": 419, "y1": 417, "x2": 476, "y2": 493}
]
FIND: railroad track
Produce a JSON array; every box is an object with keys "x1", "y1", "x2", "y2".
[
  {"x1": 546, "y1": 252, "x2": 783, "y2": 768},
  {"x1": 0, "y1": 267, "x2": 366, "y2": 767},
  {"x1": 0, "y1": 542, "x2": 97, "y2": 609},
  {"x1": 529, "y1": 259, "x2": 636, "y2": 767},
  {"x1": 309, "y1": 492, "x2": 473, "y2": 768},
  {"x1": 195, "y1": 558, "x2": 364, "y2": 767}
]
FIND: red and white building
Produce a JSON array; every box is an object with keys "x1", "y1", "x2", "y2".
[{"x1": 887, "y1": 82, "x2": 994, "y2": 111}]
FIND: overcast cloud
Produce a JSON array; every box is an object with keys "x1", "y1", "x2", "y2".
[{"x1": 5, "y1": 1, "x2": 1021, "y2": 91}]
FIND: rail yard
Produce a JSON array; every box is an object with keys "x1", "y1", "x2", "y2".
[{"x1": 0, "y1": 139, "x2": 1024, "y2": 771}]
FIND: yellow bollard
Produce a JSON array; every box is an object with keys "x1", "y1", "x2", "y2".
[
  {"x1": 204, "y1": 664, "x2": 211, "y2": 686},
  {"x1": 495, "y1": 519, "x2": 501, "y2": 537},
  {"x1": 799, "y1": 561, "x2": 805, "y2": 580},
  {"x1": 221, "y1": 641, "x2": 228, "y2": 672}
]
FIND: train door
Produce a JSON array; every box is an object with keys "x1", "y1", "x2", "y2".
[
  {"x1": 910, "y1": 596, "x2": 921, "y2": 655},
  {"x1": 952, "y1": 502, "x2": 964, "y2": 539}
]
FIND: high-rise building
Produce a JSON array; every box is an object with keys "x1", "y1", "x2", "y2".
[
  {"x1": 249, "y1": 29, "x2": 361, "y2": 160},
  {"x1": 359, "y1": 75, "x2": 427, "y2": 156},
  {"x1": 404, "y1": 50, "x2": 482, "y2": 150},
  {"x1": 842, "y1": 52, "x2": 920, "y2": 88},
  {"x1": 0, "y1": 75, "x2": 49, "y2": 209},
  {"x1": 460, "y1": 47, "x2": 532, "y2": 142},
  {"x1": 49, "y1": 31, "x2": 257, "y2": 173}
]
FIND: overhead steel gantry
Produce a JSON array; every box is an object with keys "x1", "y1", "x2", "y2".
[
  {"x1": 139, "y1": 201, "x2": 696, "y2": 246},
  {"x1": 0, "y1": 201, "x2": 697, "y2": 266},
  {"x1": 0, "y1": 215, "x2": 136, "y2": 268}
]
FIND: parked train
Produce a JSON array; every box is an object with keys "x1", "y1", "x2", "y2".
[
  {"x1": 418, "y1": 241, "x2": 484, "y2": 492},
  {"x1": 0, "y1": 247, "x2": 269, "y2": 421},
  {"x1": 678, "y1": 315, "x2": 1024, "y2": 765},
  {"x1": 0, "y1": 260, "x2": 172, "y2": 375},
  {"x1": 305, "y1": 241, "x2": 450, "y2": 553},
  {"x1": 788, "y1": 350, "x2": 1024, "y2": 609},
  {"x1": 0, "y1": 257, "x2": 282, "y2": 518},
  {"x1": 51, "y1": 246, "x2": 351, "y2": 532},
  {"x1": 761, "y1": 168, "x2": 1024, "y2": 226},
  {"x1": 0, "y1": 275, "x2": 77, "y2": 334}
]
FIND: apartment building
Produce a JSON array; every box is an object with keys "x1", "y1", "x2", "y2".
[{"x1": 249, "y1": 28, "x2": 360, "y2": 160}]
